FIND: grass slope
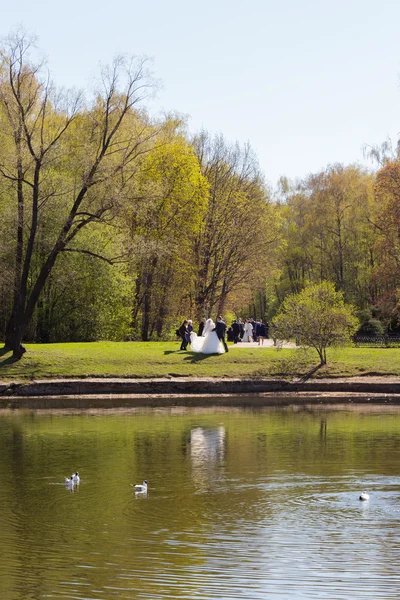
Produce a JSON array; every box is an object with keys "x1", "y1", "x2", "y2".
[{"x1": 0, "y1": 341, "x2": 400, "y2": 381}]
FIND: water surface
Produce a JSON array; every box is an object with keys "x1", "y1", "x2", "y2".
[{"x1": 1, "y1": 405, "x2": 400, "y2": 599}]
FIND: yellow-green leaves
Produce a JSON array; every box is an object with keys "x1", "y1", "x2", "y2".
[{"x1": 272, "y1": 281, "x2": 359, "y2": 364}]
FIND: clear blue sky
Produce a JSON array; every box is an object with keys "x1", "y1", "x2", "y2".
[{"x1": 3, "y1": 0, "x2": 400, "y2": 185}]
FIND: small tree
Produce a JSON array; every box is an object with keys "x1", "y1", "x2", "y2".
[{"x1": 272, "y1": 281, "x2": 359, "y2": 364}]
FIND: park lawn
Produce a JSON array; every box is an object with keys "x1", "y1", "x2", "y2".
[{"x1": 0, "y1": 341, "x2": 400, "y2": 381}]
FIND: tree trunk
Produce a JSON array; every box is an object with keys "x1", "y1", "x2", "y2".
[
  {"x1": 217, "y1": 279, "x2": 228, "y2": 317},
  {"x1": 317, "y1": 347, "x2": 327, "y2": 365},
  {"x1": 141, "y1": 288, "x2": 151, "y2": 341},
  {"x1": 141, "y1": 257, "x2": 158, "y2": 341},
  {"x1": 155, "y1": 273, "x2": 171, "y2": 337},
  {"x1": 4, "y1": 310, "x2": 26, "y2": 358}
]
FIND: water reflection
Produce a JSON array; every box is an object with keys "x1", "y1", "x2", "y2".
[
  {"x1": 1, "y1": 407, "x2": 400, "y2": 599},
  {"x1": 190, "y1": 426, "x2": 225, "y2": 490}
]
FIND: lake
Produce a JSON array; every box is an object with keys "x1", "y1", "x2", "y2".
[{"x1": 1, "y1": 404, "x2": 400, "y2": 599}]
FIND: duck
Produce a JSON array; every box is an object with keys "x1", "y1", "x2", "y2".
[
  {"x1": 359, "y1": 491, "x2": 370, "y2": 501},
  {"x1": 133, "y1": 480, "x2": 148, "y2": 493},
  {"x1": 65, "y1": 476, "x2": 74, "y2": 486},
  {"x1": 71, "y1": 472, "x2": 80, "y2": 484}
]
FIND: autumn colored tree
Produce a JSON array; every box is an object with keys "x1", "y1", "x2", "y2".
[{"x1": 370, "y1": 161, "x2": 400, "y2": 325}]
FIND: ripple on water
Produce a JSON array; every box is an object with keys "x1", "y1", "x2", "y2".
[{"x1": 2, "y1": 411, "x2": 400, "y2": 599}]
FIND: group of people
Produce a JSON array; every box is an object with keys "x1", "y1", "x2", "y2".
[
  {"x1": 227, "y1": 318, "x2": 269, "y2": 345},
  {"x1": 177, "y1": 317, "x2": 228, "y2": 354},
  {"x1": 177, "y1": 316, "x2": 269, "y2": 355}
]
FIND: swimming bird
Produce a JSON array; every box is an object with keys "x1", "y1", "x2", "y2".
[
  {"x1": 65, "y1": 476, "x2": 74, "y2": 486},
  {"x1": 359, "y1": 491, "x2": 370, "y2": 501},
  {"x1": 133, "y1": 480, "x2": 148, "y2": 493},
  {"x1": 72, "y1": 472, "x2": 80, "y2": 484}
]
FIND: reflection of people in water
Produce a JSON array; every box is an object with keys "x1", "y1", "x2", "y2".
[
  {"x1": 190, "y1": 427, "x2": 225, "y2": 461},
  {"x1": 190, "y1": 426, "x2": 226, "y2": 489},
  {"x1": 190, "y1": 318, "x2": 225, "y2": 354}
]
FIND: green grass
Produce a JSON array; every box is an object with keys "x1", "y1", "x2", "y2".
[{"x1": 0, "y1": 341, "x2": 400, "y2": 381}]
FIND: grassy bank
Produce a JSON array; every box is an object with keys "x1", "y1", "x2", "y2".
[{"x1": 0, "y1": 341, "x2": 399, "y2": 381}]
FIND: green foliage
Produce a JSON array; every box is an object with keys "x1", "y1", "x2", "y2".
[
  {"x1": 126, "y1": 133, "x2": 209, "y2": 340},
  {"x1": 357, "y1": 318, "x2": 385, "y2": 336},
  {"x1": 270, "y1": 165, "x2": 376, "y2": 312},
  {"x1": 356, "y1": 308, "x2": 385, "y2": 335},
  {"x1": 272, "y1": 281, "x2": 359, "y2": 364},
  {"x1": 0, "y1": 31, "x2": 399, "y2": 351}
]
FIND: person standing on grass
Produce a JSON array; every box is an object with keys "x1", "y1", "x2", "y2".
[
  {"x1": 253, "y1": 319, "x2": 260, "y2": 343},
  {"x1": 178, "y1": 320, "x2": 189, "y2": 350},
  {"x1": 187, "y1": 320, "x2": 193, "y2": 347},
  {"x1": 198, "y1": 318, "x2": 206, "y2": 336},
  {"x1": 256, "y1": 320, "x2": 267, "y2": 345},
  {"x1": 238, "y1": 319, "x2": 244, "y2": 341},
  {"x1": 231, "y1": 319, "x2": 240, "y2": 344},
  {"x1": 242, "y1": 319, "x2": 253, "y2": 342},
  {"x1": 215, "y1": 316, "x2": 229, "y2": 353}
]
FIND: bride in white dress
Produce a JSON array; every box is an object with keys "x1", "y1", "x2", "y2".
[
  {"x1": 190, "y1": 318, "x2": 225, "y2": 354},
  {"x1": 242, "y1": 320, "x2": 253, "y2": 342}
]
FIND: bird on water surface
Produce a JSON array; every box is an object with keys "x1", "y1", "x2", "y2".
[
  {"x1": 132, "y1": 480, "x2": 148, "y2": 493},
  {"x1": 359, "y1": 491, "x2": 370, "y2": 501}
]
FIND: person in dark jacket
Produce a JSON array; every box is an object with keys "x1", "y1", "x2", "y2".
[
  {"x1": 256, "y1": 320, "x2": 267, "y2": 345},
  {"x1": 231, "y1": 320, "x2": 240, "y2": 344},
  {"x1": 187, "y1": 320, "x2": 193, "y2": 347},
  {"x1": 198, "y1": 318, "x2": 206, "y2": 336},
  {"x1": 178, "y1": 320, "x2": 189, "y2": 350},
  {"x1": 238, "y1": 319, "x2": 244, "y2": 341},
  {"x1": 215, "y1": 316, "x2": 229, "y2": 352},
  {"x1": 251, "y1": 319, "x2": 257, "y2": 342}
]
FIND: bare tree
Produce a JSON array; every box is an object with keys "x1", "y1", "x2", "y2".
[
  {"x1": 0, "y1": 32, "x2": 159, "y2": 357},
  {"x1": 192, "y1": 131, "x2": 275, "y2": 319}
]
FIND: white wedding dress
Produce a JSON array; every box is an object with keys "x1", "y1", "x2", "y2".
[
  {"x1": 242, "y1": 322, "x2": 253, "y2": 342},
  {"x1": 190, "y1": 318, "x2": 225, "y2": 354}
]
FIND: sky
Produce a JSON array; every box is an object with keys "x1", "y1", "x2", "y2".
[{"x1": 2, "y1": 0, "x2": 400, "y2": 186}]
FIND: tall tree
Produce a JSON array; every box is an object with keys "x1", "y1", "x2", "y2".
[
  {"x1": 126, "y1": 133, "x2": 209, "y2": 339},
  {"x1": 0, "y1": 32, "x2": 159, "y2": 357},
  {"x1": 273, "y1": 165, "x2": 375, "y2": 310},
  {"x1": 192, "y1": 132, "x2": 275, "y2": 319},
  {"x1": 370, "y1": 161, "x2": 400, "y2": 324}
]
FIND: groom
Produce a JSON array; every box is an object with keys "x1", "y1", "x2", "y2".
[{"x1": 215, "y1": 316, "x2": 229, "y2": 353}]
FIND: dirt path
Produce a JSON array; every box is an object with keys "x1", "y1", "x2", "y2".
[{"x1": 230, "y1": 339, "x2": 297, "y2": 348}]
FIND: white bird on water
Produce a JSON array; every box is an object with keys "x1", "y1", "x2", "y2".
[
  {"x1": 72, "y1": 472, "x2": 80, "y2": 484},
  {"x1": 359, "y1": 491, "x2": 370, "y2": 501},
  {"x1": 65, "y1": 476, "x2": 74, "y2": 486},
  {"x1": 133, "y1": 480, "x2": 148, "y2": 493}
]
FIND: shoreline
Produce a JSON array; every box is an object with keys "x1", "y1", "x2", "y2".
[{"x1": 2, "y1": 376, "x2": 400, "y2": 408}]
